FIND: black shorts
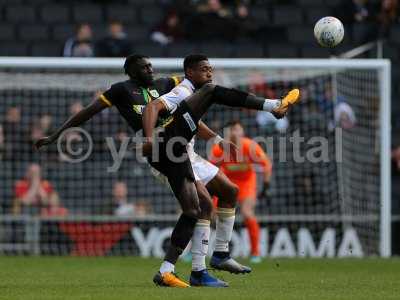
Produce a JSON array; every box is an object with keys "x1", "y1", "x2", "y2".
[{"x1": 147, "y1": 101, "x2": 199, "y2": 195}]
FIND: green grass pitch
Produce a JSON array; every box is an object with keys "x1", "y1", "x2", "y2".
[{"x1": 1, "y1": 257, "x2": 399, "y2": 300}]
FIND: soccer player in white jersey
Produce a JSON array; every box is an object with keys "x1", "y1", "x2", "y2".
[
  {"x1": 153, "y1": 54, "x2": 300, "y2": 287},
  {"x1": 154, "y1": 54, "x2": 252, "y2": 287},
  {"x1": 145, "y1": 54, "x2": 300, "y2": 287}
]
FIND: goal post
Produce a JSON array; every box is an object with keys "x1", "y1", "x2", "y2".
[
  {"x1": 0, "y1": 57, "x2": 391, "y2": 257},
  {"x1": 379, "y1": 61, "x2": 391, "y2": 257}
]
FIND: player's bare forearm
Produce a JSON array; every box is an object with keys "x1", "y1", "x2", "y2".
[
  {"x1": 197, "y1": 121, "x2": 218, "y2": 141},
  {"x1": 142, "y1": 100, "x2": 166, "y2": 139},
  {"x1": 35, "y1": 99, "x2": 107, "y2": 149},
  {"x1": 264, "y1": 168, "x2": 272, "y2": 183},
  {"x1": 197, "y1": 121, "x2": 240, "y2": 157},
  {"x1": 53, "y1": 99, "x2": 106, "y2": 138}
]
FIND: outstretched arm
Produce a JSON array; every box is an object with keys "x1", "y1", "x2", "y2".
[
  {"x1": 35, "y1": 99, "x2": 108, "y2": 149},
  {"x1": 196, "y1": 121, "x2": 220, "y2": 141}
]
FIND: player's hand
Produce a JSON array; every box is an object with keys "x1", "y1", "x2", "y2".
[
  {"x1": 141, "y1": 139, "x2": 153, "y2": 157},
  {"x1": 218, "y1": 139, "x2": 238, "y2": 160},
  {"x1": 258, "y1": 181, "x2": 270, "y2": 199},
  {"x1": 35, "y1": 136, "x2": 56, "y2": 150}
]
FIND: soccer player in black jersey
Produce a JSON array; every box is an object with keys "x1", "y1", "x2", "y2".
[
  {"x1": 142, "y1": 54, "x2": 300, "y2": 288},
  {"x1": 35, "y1": 54, "x2": 232, "y2": 287},
  {"x1": 35, "y1": 55, "x2": 179, "y2": 147}
]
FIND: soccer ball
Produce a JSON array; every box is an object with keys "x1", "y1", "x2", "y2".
[{"x1": 314, "y1": 16, "x2": 344, "y2": 48}]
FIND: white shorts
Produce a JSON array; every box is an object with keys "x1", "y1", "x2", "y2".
[
  {"x1": 190, "y1": 152, "x2": 219, "y2": 185},
  {"x1": 150, "y1": 152, "x2": 219, "y2": 186}
]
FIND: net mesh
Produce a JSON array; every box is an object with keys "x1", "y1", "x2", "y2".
[{"x1": 0, "y1": 63, "x2": 381, "y2": 256}]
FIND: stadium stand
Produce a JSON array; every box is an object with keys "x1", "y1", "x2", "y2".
[{"x1": 0, "y1": 0, "x2": 398, "y2": 254}]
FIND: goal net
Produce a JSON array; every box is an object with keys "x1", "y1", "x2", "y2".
[{"x1": 0, "y1": 58, "x2": 390, "y2": 257}]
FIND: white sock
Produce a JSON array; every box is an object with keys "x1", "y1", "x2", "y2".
[
  {"x1": 191, "y1": 219, "x2": 210, "y2": 271},
  {"x1": 263, "y1": 99, "x2": 281, "y2": 112},
  {"x1": 160, "y1": 261, "x2": 175, "y2": 274},
  {"x1": 214, "y1": 208, "x2": 235, "y2": 253}
]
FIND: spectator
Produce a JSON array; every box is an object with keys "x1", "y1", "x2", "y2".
[
  {"x1": 70, "y1": 101, "x2": 84, "y2": 115},
  {"x1": 134, "y1": 199, "x2": 152, "y2": 217},
  {"x1": 233, "y1": 3, "x2": 258, "y2": 39},
  {"x1": 1, "y1": 106, "x2": 25, "y2": 161},
  {"x1": 197, "y1": 0, "x2": 230, "y2": 17},
  {"x1": 12, "y1": 163, "x2": 64, "y2": 216},
  {"x1": 112, "y1": 181, "x2": 135, "y2": 216},
  {"x1": 29, "y1": 114, "x2": 54, "y2": 162},
  {"x1": 393, "y1": 146, "x2": 400, "y2": 172},
  {"x1": 337, "y1": 0, "x2": 373, "y2": 24},
  {"x1": 336, "y1": 0, "x2": 377, "y2": 43},
  {"x1": 334, "y1": 102, "x2": 357, "y2": 129},
  {"x1": 30, "y1": 114, "x2": 53, "y2": 144},
  {"x1": 189, "y1": 0, "x2": 234, "y2": 40},
  {"x1": 247, "y1": 72, "x2": 289, "y2": 133},
  {"x1": 96, "y1": 21, "x2": 132, "y2": 57},
  {"x1": 377, "y1": 0, "x2": 399, "y2": 38},
  {"x1": 63, "y1": 23, "x2": 94, "y2": 57},
  {"x1": 256, "y1": 112, "x2": 289, "y2": 133},
  {"x1": 151, "y1": 11, "x2": 184, "y2": 45},
  {"x1": 58, "y1": 102, "x2": 85, "y2": 162},
  {"x1": 40, "y1": 193, "x2": 68, "y2": 217}
]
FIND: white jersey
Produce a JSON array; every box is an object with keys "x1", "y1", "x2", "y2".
[
  {"x1": 160, "y1": 78, "x2": 197, "y2": 161},
  {"x1": 156, "y1": 78, "x2": 219, "y2": 184}
]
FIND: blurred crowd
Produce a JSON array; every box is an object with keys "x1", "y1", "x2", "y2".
[
  {"x1": 63, "y1": 21, "x2": 132, "y2": 57},
  {"x1": 0, "y1": 101, "x2": 148, "y2": 218},
  {"x1": 61, "y1": 0, "x2": 400, "y2": 58},
  {"x1": 63, "y1": 0, "x2": 261, "y2": 57},
  {"x1": 336, "y1": 0, "x2": 399, "y2": 43},
  {"x1": 0, "y1": 0, "x2": 398, "y2": 218}
]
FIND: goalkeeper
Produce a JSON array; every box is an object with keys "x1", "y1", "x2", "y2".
[{"x1": 210, "y1": 120, "x2": 272, "y2": 263}]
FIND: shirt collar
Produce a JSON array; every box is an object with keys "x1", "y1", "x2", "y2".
[{"x1": 182, "y1": 78, "x2": 195, "y2": 91}]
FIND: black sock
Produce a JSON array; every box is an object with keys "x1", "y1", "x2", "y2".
[
  {"x1": 212, "y1": 86, "x2": 264, "y2": 110},
  {"x1": 213, "y1": 251, "x2": 230, "y2": 259},
  {"x1": 165, "y1": 214, "x2": 197, "y2": 264},
  {"x1": 213, "y1": 86, "x2": 248, "y2": 107}
]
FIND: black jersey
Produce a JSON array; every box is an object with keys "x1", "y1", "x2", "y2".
[{"x1": 99, "y1": 76, "x2": 180, "y2": 132}]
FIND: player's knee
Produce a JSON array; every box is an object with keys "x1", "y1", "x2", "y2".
[
  {"x1": 241, "y1": 203, "x2": 254, "y2": 219},
  {"x1": 231, "y1": 184, "x2": 239, "y2": 199},
  {"x1": 199, "y1": 195, "x2": 213, "y2": 217},
  {"x1": 241, "y1": 208, "x2": 252, "y2": 219},
  {"x1": 183, "y1": 205, "x2": 201, "y2": 219},
  {"x1": 224, "y1": 183, "x2": 239, "y2": 207}
]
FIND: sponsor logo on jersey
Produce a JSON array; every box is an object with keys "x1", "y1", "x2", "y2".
[
  {"x1": 132, "y1": 104, "x2": 145, "y2": 114},
  {"x1": 183, "y1": 112, "x2": 197, "y2": 132},
  {"x1": 149, "y1": 89, "x2": 159, "y2": 98}
]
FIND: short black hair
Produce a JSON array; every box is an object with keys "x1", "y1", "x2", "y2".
[
  {"x1": 183, "y1": 54, "x2": 208, "y2": 72},
  {"x1": 124, "y1": 54, "x2": 149, "y2": 75}
]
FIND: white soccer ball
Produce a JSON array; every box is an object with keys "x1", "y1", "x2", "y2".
[{"x1": 314, "y1": 16, "x2": 344, "y2": 48}]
